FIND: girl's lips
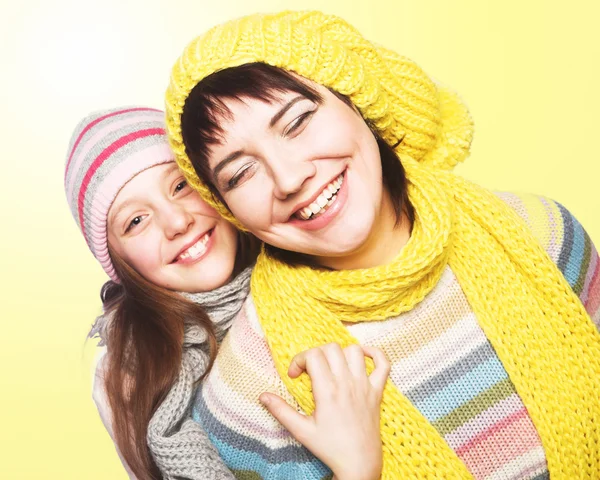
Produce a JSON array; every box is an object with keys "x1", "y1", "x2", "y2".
[
  {"x1": 287, "y1": 170, "x2": 349, "y2": 231},
  {"x1": 173, "y1": 228, "x2": 215, "y2": 265}
]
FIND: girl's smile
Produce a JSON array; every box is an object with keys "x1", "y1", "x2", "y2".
[
  {"x1": 107, "y1": 163, "x2": 238, "y2": 292},
  {"x1": 171, "y1": 227, "x2": 214, "y2": 264}
]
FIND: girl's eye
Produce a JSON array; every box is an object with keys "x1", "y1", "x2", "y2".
[
  {"x1": 174, "y1": 180, "x2": 188, "y2": 194},
  {"x1": 227, "y1": 164, "x2": 254, "y2": 191},
  {"x1": 125, "y1": 216, "x2": 144, "y2": 233},
  {"x1": 285, "y1": 111, "x2": 313, "y2": 136}
]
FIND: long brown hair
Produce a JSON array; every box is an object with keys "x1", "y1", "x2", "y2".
[
  {"x1": 100, "y1": 231, "x2": 259, "y2": 479},
  {"x1": 180, "y1": 62, "x2": 414, "y2": 242}
]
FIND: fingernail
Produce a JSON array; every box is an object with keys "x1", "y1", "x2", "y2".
[{"x1": 259, "y1": 394, "x2": 270, "y2": 405}]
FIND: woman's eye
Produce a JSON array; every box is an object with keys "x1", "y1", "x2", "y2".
[
  {"x1": 227, "y1": 164, "x2": 254, "y2": 191},
  {"x1": 174, "y1": 180, "x2": 188, "y2": 193},
  {"x1": 285, "y1": 111, "x2": 313, "y2": 136},
  {"x1": 125, "y1": 216, "x2": 143, "y2": 233}
]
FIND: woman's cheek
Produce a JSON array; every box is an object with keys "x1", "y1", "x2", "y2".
[
  {"x1": 231, "y1": 193, "x2": 268, "y2": 229},
  {"x1": 228, "y1": 179, "x2": 273, "y2": 230},
  {"x1": 308, "y1": 119, "x2": 356, "y2": 158}
]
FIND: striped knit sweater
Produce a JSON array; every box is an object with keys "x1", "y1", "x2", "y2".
[{"x1": 192, "y1": 193, "x2": 600, "y2": 480}]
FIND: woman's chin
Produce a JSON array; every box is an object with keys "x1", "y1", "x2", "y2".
[{"x1": 286, "y1": 234, "x2": 374, "y2": 268}]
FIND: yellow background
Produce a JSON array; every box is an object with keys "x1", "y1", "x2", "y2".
[{"x1": 2, "y1": 0, "x2": 598, "y2": 478}]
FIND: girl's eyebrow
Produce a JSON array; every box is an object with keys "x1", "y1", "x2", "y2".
[
  {"x1": 110, "y1": 166, "x2": 178, "y2": 225},
  {"x1": 212, "y1": 95, "x2": 306, "y2": 182},
  {"x1": 109, "y1": 199, "x2": 135, "y2": 227}
]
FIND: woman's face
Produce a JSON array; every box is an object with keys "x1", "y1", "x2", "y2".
[
  {"x1": 206, "y1": 82, "x2": 389, "y2": 268},
  {"x1": 107, "y1": 163, "x2": 238, "y2": 292}
]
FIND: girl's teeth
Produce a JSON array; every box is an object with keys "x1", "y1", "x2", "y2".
[
  {"x1": 316, "y1": 195, "x2": 328, "y2": 208},
  {"x1": 179, "y1": 232, "x2": 210, "y2": 260},
  {"x1": 310, "y1": 203, "x2": 321, "y2": 215}
]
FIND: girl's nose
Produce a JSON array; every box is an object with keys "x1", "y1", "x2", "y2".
[{"x1": 162, "y1": 204, "x2": 194, "y2": 239}]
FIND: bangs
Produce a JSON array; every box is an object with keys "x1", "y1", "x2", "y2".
[
  {"x1": 180, "y1": 62, "x2": 412, "y2": 249},
  {"x1": 181, "y1": 63, "x2": 323, "y2": 183}
]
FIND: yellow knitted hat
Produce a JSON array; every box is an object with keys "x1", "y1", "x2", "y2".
[{"x1": 165, "y1": 10, "x2": 474, "y2": 226}]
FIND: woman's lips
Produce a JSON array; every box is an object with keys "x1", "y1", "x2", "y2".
[
  {"x1": 296, "y1": 173, "x2": 344, "y2": 220},
  {"x1": 288, "y1": 170, "x2": 348, "y2": 231}
]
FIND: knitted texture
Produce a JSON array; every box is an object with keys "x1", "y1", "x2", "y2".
[
  {"x1": 165, "y1": 10, "x2": 473, "y2": 230},
  {"x1": 92, "y1": 267, "x2": 252, "y2": 479},
  {"x1": 64, "y1": 107, "x2": 174, "y2": 281},
  {"x1": 193, "y1": 193, "x2": 600, "y2": 480},
  {"x1": 165, "y1": 10, "x2": 600, "y2": 478},
  {"x1": 249, "y1": 160, "x2": 600, "y2": 479},
  {"x1": 146, "y1": 267, "x2": 252, "y2": 479}
]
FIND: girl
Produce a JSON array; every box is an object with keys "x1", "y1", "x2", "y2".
[
  {"x1": 65, "y1": 107, "x2": 390, "y2": 480},
  {"x1": 165, "y1": 10, "x2": 600, "y2": 480}
]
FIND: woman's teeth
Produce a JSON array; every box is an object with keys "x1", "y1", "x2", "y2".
[
  {"x1": 178, "y1": 232, "x2": 210, "y2": 261},
  {"x1": 297, "y1": 174, "x2": 343, "y2": 220}
]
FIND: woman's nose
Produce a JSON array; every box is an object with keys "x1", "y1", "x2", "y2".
[
  {"x1": 270, "y1": 152, "x2": 316, "y2": 200},
  {"x1": 162, "y1": 204, "x2": 194, "y2": 239}
]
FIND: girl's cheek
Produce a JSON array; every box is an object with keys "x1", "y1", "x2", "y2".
[
  {"x1": 130, "y1": 238, "x2": 162, "y2": 273},
  {"x1": 188, "y1": 195, "x2": 220, "y2": 216}
]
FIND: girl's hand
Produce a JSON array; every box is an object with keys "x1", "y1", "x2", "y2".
[{"x1": 259, "y1": 343, "x2": 390, "y2": 480}]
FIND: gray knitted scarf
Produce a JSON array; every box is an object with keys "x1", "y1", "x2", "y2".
[{"x1": 90, "y1": 267, "x2": 252, "y2": 479}]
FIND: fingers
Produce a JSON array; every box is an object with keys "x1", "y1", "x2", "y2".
[
  {"x1": 361, "y1": 345, "x2": 391, "y2": 392},
  {"x1": 288, "y1": 343, "x2": 390, "y2": 398},
  {"x1": 288, "y1": 347, "x2": 334, "y2": 397},
  {"x1": 259, "y1": 393, "x2": 312, "y2": 444},
  {"x1": 320, "y1": 343, "x2": 351, "y2": 378},
  {"x1": 343, "y1": 344, "x2": 369, "y2": 379},
  {"x1": 289, "y1": 343, "x2": 350, "y2": 379}
]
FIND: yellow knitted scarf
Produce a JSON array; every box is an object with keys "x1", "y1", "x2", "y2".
[
  {"x1": 165, "y1": 11, "x2": 600, "y2": 478},
  {"x1": 250, "y1": 158, "x2": 600, "y2": 479}
]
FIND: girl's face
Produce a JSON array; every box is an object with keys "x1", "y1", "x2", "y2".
[
  {"x1": 206, "y1": 83, "x2": 392, "y2": 269},
  {"x1": 107, "y1": 163, "x2": 238, "y2": 292}
]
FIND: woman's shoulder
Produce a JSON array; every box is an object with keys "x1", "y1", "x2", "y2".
[
  {"x1": 495, "y1": 191, "x2": 584, "y2": 264},
  {"x1": 496, "y1": 191, "x2": 600, "y2": 325}
]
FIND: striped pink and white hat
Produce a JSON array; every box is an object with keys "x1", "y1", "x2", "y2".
[{"x1": 64, "y1": 107, "x2": 175, "y2": 281}]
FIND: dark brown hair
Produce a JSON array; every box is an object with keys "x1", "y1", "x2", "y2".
[
  {"x1": 100, "y1": 231, "x2": 259, "y2": 479},
  {"x1": 180, "y1": 62, "x2": 414, "y2": 262}
]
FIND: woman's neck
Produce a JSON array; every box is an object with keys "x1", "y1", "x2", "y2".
[{"x1": 317, "y1": 193, "x2": 412, "y2": 271}]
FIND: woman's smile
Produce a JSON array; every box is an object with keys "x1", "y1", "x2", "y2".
[
  {"x1": 287, "y1": 169, "x2": 348, "y2": 231},
  {"x1": 203, "y1": 83, "x2": 402, "y2": 269}
]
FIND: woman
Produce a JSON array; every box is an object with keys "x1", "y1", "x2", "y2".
[
  {"x1": 65, "y1": 106, "x2": 390, "y2": 480},
  {"x1": 165, "y1": 10, "x2": 600, "y2": 480}
]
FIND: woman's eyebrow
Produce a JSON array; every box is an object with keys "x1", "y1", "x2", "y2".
[
  {"x1": 213, "y1": 150, "x2": 244, "y2": 182},
  {"x1": 269, "y1": 96, "x2": 305, "y2": 128},
  {"x1": 212, "y1": 96, "x2": 306, "y2": 182}
]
